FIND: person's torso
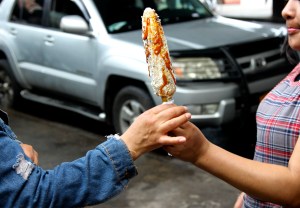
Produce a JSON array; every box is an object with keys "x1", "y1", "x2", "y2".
[{"x1": 244, "y1": 63, "x2": 300, "y2": 208}]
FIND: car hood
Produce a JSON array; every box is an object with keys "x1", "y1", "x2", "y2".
[{"x1": 113, "y1": 16, "x2": 286, "y2": 51}]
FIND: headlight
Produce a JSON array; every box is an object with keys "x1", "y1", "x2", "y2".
[
  {"x1": 172, "y1": 57, "x2": 227, "y2": 80},
  {"x1": 186, "y1": 104, "x2": 219, "y2": 115}
]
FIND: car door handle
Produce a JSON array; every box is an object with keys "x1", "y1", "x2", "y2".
[
  {"x1": 10, "y1": 28, "x2": 18, "y2": 36},
  {"x1": 44, "y1": 35, "x2": 55, "y2": 45}
]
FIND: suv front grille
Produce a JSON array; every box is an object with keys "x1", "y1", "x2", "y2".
[
  {"x1": 171, "y1": 37, "x2": 294, "y2": 83},
  {"x1": 227, "y1": 37, "x2": 293, "y2": 81},
  {"x1": 237, "y1": 49, "x2": 282, "y2": 74}
]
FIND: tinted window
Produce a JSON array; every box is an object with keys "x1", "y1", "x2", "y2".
[
  {"x1": 48, "y1": 0, "x2": 88, "y2": 29},
  {"x1": 10, "y1": 0, "x2": 44, "y2": 26},
  {"x1": 94, "y1": 0, "x2": 212, "y2": 33}
]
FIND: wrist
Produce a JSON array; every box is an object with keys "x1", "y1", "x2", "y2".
[
  {"x1": 106, "y1": 134, "x2": 139, "y2": 160},
  {"x1": 120, "y1": 133, "x2": 141, "y2": 161},
  {"x1": 194, "y1": 139, "x2": 211, "y2": 167}
]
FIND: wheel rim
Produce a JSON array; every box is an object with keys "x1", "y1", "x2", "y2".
[
  {"x1": 0, "y1": 70, "x2": 14, "y2": 109},
  {"x1": 119, "y1": 99, "x2": 146, "y2": 133}
]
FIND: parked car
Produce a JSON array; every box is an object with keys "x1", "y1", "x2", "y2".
[{"x1": 0, "y1": 0, "x2": 294, "y2": 134}]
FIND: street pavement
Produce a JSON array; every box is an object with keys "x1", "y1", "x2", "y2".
[{"x1": 6, "y1": 103, "x2": 244, "y2": 208}]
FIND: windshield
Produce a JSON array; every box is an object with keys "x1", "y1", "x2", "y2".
[{"x1": 94, "y1": 0, "x2": 213, "y2": 34}]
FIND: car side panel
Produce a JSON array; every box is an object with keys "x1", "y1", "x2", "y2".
[{"x1": 41, "y1": 30, "x2": 98, "y2": 103}]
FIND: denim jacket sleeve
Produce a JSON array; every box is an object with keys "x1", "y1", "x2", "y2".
[{"x1": 0, "y1": 118, "x2": 138, "y2": 208}]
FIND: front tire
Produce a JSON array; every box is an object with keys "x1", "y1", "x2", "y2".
[
  {"x1": 112, "y1": 86, "x2": 154, "y2": 134},
  {"x1": 0, "y1": 60, "x2": 22, "y2": 110}
]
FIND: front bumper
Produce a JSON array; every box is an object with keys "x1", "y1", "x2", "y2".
[
  {"x1": 148, "y1": 72, "x2": 287, "y2": 127},
  {"x1": 149, "y1": 81, "x2": 240, "y2": 126},
  {"x1": 189, "y1": 98, "x2": 236, "y2": 126}
]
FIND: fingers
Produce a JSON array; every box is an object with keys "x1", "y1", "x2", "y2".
[
  {"x1": 170, "y1": 122, "x2": 190, "y2": 134},
  {"x1": 159, "y1": 135, "x2": 186, "y2": 145},
  {"x1": 177, "y1": 121, "x2": 191, "y2": 129},
  {"x1": 122, "y1": 104, "x2": 191, "y2": 159},
  {"x1": 163, "y1": 144, "x2": 186, "y2": 158},
  {"x1": 158, "y1": 121, "x2": 194, "y2": 147},
  {"x1": 162, "y1": 113, "x2": 191, "y2": 133},
  {"x1": 147, "y1": 103, "x2": 187, "y2": 116},
  {"x1": 167, "y1": 122, "x2": 193, "y2": 142},
  {"x1": 158, "y1": 105, "x2": 188, "y2": 119},
  {"x1": 146, "y1": 103, "x2": 176, "y2": 114},
  {"x1": 141, "y1": 104, "x2": 190, "y2": 133},
  {"x1": 154, "y1": 105, "x2": 190, "y2": 130}
]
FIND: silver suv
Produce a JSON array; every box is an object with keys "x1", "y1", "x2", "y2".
[{"x1": 0, "y1": 0, "x2": 294, "y2": 133}]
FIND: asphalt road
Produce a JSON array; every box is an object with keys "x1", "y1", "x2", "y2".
[{"x1": 5, "y1": 101, "x2": 252, "y2": 208}]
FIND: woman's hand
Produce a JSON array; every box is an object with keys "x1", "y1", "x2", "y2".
[
  {"x1": 121, "y1": 104, "x2": 191, "y2": 160},
  {"x1": 164, "y1": 121, "x2": 210, "y2": 164}
]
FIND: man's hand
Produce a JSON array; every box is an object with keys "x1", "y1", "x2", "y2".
[{"x1": 20, "y1": 143, "x2": 39, "y2": 165}]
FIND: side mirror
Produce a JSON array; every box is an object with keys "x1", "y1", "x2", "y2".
[
  {"x1": 200, "y1": 0, "x2": 217, "y2": 12},
  {"x1": 60, "y1": 15, "x2": 89, "y2": 34}
]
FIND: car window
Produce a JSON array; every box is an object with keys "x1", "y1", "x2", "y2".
[
  {"x1": 48, "y1": 0, "x2": 88, "y2": 30},
  {"x1": 10, "y1": 0, "x2": 45, "y2": 26},
  {"x1": 94, "y1": 0, "x2": 212, "y2": 34}
]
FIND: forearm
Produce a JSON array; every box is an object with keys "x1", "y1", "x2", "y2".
[
  {"x1": 1, "y1": 137, "x2": 137, "y2": 207},
  {"x1": 195, "y1": 142, "x2": 300, "y2": 207},
  {"x1": 42, "y1": 138, "x2": 137, "y2": 206}
]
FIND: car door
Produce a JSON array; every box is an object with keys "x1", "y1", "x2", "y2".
[
  {"x1": 41, "y1": 0, "x2": 98, "y2": 103},
  {"x1": 9, "y1": 0, "x2": 46, "y2": 81}
]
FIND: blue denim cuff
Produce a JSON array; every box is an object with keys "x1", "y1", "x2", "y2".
[{"x1": 102, "y1": 135, "x2": 138, "y2": 182}]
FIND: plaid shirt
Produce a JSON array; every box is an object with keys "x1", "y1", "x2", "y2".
[{"x1": 244, "y1": 64, "x2": 300, "y2": 208}]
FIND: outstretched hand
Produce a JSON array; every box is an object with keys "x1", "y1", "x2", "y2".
[
  {"x1": 164, "y1": 121, "x2": 209, "y2": 164},
  {"x1": 121, "y1": 104, "x2": 191, "y2": 160}
]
